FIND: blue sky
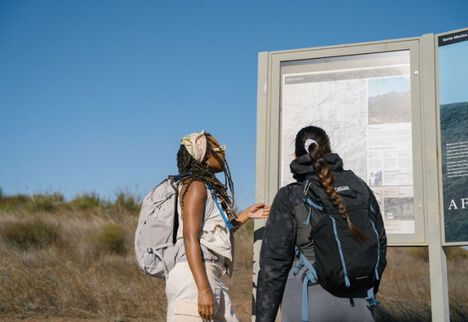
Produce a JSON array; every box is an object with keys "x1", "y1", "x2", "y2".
[
  {"x1": 1, "y1": 0, "x2": 467, "y2": 208},
  {"x1": 439, "y1": 40, "x2": 468, "y2": 105},
  {"x1": 368, "y1": 76, "x2": 411, "y2": 97}
]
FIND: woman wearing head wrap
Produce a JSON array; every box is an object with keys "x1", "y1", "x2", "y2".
[{"x1": 166, "y1": 131, "x2": 270, "y2": 322}]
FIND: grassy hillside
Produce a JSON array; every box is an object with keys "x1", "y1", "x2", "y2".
[
  {"x1": 0, "y1": 191, "x2": 467, "y2": 321},
  {"x1": 368, "y1": 91, "x2": 411, "y2": 124},
  {"x1": 0, "y1": 192, "x2": 253, "y2": 321}
]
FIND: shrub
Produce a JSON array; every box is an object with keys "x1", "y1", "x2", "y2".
[
  {"x1": 406, "y1": 246, "x2": 468, "y2": 261},
  {"x1": 69, "y1": 193, "x2": 102, "y2": 210},
  {"x1": 1, "y1": 220, "x2": 60, "y2": 249},
  {"x1": 0, "y1": 194, "x2": 31, "y2": 211},
  {"x1": 446, "y1": 247, "x2": 468, "y2": 260},
  {"x1": 113, "y1": 192, "x2": 140, "y2": 213},
  {"x1": 90, "y1": 224, "x2": 126, "y2": 255},
  {"x1": 28, "y1": 193, "x2": 64, "y2": 213}
]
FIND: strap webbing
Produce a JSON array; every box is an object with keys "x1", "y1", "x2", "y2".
[
  {"x1": 303, "y1": 195, "x2": 323, "y2": 225},
  {"x1": 301, "y1": 274, "x2": 311, "y2": 322},
  {"x1": 365, "y1": 287, "x2": 379, "y2": 308},
  {"x1": 330, "y1": 217, "x2": 351, "y2": 287},
  {"x1": 370, "y1": 219, "x2": 381, "y2": 280},
  {"x1": 206, "y1": 185, "x2": 234, "y2": 231},
  {"x1": 294, "y1": 247, "x2": 318, "y2": 322}
]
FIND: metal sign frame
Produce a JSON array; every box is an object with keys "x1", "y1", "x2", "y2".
[{"x1": 253, "y1": 30, "x2": 468, "y2": 321}]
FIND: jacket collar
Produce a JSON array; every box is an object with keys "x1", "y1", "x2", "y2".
[{"x1": 290, "y1": 153, "x2": 343, "y2": 181}]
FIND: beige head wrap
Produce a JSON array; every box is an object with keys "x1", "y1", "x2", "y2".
[{"x1": 180, "y1": 130, "x2": 208, "y2": 162}]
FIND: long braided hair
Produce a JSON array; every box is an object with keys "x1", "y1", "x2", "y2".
[
  {"x1": 177, "y1": 132, "x2": 236, "y2": 220},
  {"x1": 295, "y1": 126, "x2": 368, "y2": 242}
]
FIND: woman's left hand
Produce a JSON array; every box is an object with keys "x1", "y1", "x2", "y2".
[{"x1": 244, "y1": 203, "x2": 270, "y2": 220}]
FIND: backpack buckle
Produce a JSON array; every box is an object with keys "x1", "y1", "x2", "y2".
[
  {"x1": 293, "y1": 261, "x2": 304, "y2": 275},
  {"x1": 365, "y1": 287, "x2": 379, "y2": 308}
]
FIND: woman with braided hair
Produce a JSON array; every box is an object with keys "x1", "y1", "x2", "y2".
[
  {"x1": 256, "y1": 126, "x2": 387, "y2": 322},
  {"x1": 166, "y1": 130, "x2": 270, "y2": 322}
]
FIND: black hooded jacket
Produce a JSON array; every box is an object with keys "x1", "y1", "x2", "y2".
[{"x1": 255, "y1": 153, "x2": 386, "y2": 322}]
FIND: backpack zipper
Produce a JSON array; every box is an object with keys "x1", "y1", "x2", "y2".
[
  {"x1": 369, "y1": 204, "x2": 381, "y2": 280},
  {"x1": 370, "y1": 219, "x2": 380, "y2": 280},
  {"x1": 330, "y1": 217, "x2": 351, "y2": 287}
]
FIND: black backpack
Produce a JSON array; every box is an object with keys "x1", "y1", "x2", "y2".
[{"x1": 293, "y1": 170, "x2": 386, "y2": 322}]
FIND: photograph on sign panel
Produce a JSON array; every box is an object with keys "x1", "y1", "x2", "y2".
[
  {"x1": 384, "y1": 197, "x2": 414, "y2": 220},
  {"x1": 368, "y1": 76, "x2": 411, "y2": 124}
]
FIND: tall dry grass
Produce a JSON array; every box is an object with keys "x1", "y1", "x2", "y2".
[
  {"x1": 375, "y1": 247, "x2": 468, "y2": 322},
  {"x1": 0, "y1": 192, "x2": 467, "y2": 321},
  {"x1": 0, "y1": 212, "x2": 163, "y2": 321},
  {"x1": 0, "y1": 193, "x2": 254, "y2": 321}
]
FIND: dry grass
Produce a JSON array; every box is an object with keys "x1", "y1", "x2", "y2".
[
  {"x1": 374, "y1": 247, "x2": 468, "y2": 322},
  {"x1": 0, "y1": 194, "x2": 254, "y2": 321},
  {"x1": 0, "y1": 209, "x2": 167, "y2": 321},
  {"x1": 0, "y1": 192, "x2": 467, "y2": 321}
]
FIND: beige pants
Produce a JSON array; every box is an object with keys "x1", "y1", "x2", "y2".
[{"x1": 166, "y1": 261, "x2": 239, "y2": 322}]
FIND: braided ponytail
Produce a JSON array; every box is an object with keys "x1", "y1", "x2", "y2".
[
  {"x1": 296, "y1": 126, "x2": 369, "y2": 242},
  {"x1": 313, "y1": 156, "x2": 369, "y2": 242}
]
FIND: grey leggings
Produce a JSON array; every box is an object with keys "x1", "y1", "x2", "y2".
[{"x1": 280, "y1": 266, "x2": 375, "y2": 322}]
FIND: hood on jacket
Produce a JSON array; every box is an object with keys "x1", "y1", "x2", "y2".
[{"x1": 290, "y1": 152, "x2": 344, "y2": 181}]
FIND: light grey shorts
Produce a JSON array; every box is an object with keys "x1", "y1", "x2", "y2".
[
  {"x1": 280, "y1": 265, "x2": 375, "y2": 322},
  {"x1": 166, "y1": 261, "x2": 239, "y2": 322}
]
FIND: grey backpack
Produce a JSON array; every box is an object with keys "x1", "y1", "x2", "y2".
[{"x1": 134, "y1": 175, "x2": 180, "y2": 278}]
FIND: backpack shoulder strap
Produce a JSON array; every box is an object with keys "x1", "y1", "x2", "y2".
[
  {"x1": 295, "y1": 180, "x2": 324, "y2": 227},
  {"x1": 303, "y1": 178, "x2": 336, "y2": 217},
  {"x1": 171, "y1": 176, "x2": 181, "y2": 244},
  {"x1": 205, "y1": 184, "x2": 234, "y2": 231}
]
